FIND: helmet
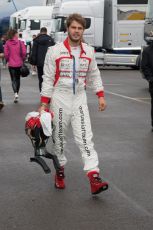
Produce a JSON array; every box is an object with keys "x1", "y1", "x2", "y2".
[
  {"x1": 25, "y1": 111, "x2": 53, "y2": 149},
  {"x1": 25, "y1": 116, "x2": 49, "y2": 149}
]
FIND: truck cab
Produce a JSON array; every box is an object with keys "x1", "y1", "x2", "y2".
[
  {"x1": 51, "y1": 0, "x2": 104, "y2": 47},
  {"x1": 10, "y1": 9, "x2": 24, "y2": 31},
  {"x1": 18, "y1": 6, "x2": 53, "y2": 43}
]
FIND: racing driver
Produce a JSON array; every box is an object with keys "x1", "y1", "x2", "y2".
[{"x1": 38, "y1": 13, "x2": 109, "y2": 195}]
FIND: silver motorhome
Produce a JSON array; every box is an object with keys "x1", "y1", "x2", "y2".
[{"x1": 51, "y1": 0, "x2": 148, "y2": 67}]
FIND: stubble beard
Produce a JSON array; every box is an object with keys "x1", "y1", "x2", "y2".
[{"x1": 68, "y1": 32, "x2": 82, "y2": 44}]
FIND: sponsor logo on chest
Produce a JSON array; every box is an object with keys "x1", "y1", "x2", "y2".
[{"x1": 59, "y1": 58, "x2": 89, "y2": 72}]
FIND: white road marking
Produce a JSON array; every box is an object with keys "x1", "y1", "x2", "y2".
[
  {"x1": 110, "y1": 182, "x2": 153, "y2": 217},
  {"x1": 104, "y1": 84, "x2": 122, "y2": 86},
  {"x1": 106, "y1": 90, "x2": 150, "y2": 104}
]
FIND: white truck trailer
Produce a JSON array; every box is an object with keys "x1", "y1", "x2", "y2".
[
  {"x1": 144, "y1": 0, "x2": 153, "y2": 42},
  {"x1": 51, "y1": 0, "x2": 148, "y2": 67},
  {"x1": 17, "y1": 6, "x2": 53, "y2": 43}
]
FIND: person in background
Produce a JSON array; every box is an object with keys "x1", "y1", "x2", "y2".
[
  {"x1": 30, "y1": 34, "x2": 37, "y2": 76},
  {"x1": 30, "y1": 27, "x2": 55, "y2": 91},
  {"x1": 18, "y1": 33, "x2": 28, "y2": 59},
  {"x1": 18, "y1": 33, "x2": 26, "y2": 45},
  {"x1": 141, "y1": 41, "x2": 153, "y2": 131},
  {"x1": 0, "y1": 40, "x2": 4, "y2": 110},
  {"x1": 31, "y1": 34, "x2": 37, "y2": 47},
  {"x1": 0, "y1": 35, "x2": 7, "y2": 69},
  {"x1": 38, "y1": 14, "x2": 109, "y2": 195},
  {"x1": 4, "y1": 29, "x2": 26, "y2": 103}
]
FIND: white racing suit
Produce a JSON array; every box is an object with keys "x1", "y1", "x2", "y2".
[{"x1": 41, "y1": 38, "x2": 104, "y2": 172}]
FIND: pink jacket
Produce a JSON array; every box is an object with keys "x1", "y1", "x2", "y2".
[{"x1": 4, "y1": 37, "x2": 26, "y2": 67}]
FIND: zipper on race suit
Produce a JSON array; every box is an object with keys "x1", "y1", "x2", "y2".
[{"x1": 72, "y1": 56, "x2": 76, "y2": 94}]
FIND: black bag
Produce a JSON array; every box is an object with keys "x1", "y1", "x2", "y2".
[
  {"x1": 20, "y1": 64, "x2": 30, "y2": 77},
  {"x1": 19, "y1": 41, "x2": 30, "y2": 77}
]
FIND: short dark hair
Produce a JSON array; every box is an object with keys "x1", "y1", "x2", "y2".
[
  {"x1": 19, "y1": 33, "x2": 22, "y2": 38},
  {"x1": 66, "y1": 13, "x2": 86, "y2": 29},
  {"x1": 40, "y1": 27, "x2": 47, "y2": 33}
]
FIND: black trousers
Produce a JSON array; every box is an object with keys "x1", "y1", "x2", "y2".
[
  {"x1": 9, "y1": 67, "x2": 21, "y2": 94},
  {"x1": 37, "y1": 66, "x2": 43, "y2": 92},
  {"x1": 149, "y1": 82, "x2": 153, "y2": 127}
]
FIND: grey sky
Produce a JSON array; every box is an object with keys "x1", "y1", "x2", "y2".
[{"x1": 0, "y1": 0, "x2": 44, "y2": 18}]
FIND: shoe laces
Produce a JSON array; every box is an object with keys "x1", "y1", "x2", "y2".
[
  {"x1": 92, "y1": 174, "x2": 102, "y2": 183},
  {"x1": 56, "y1": 170, "x2": 65, "y2": 179}
]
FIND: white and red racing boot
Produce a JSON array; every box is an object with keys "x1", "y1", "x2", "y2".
[
  {"x1": 87, "y1": 171, "x2": 108, "y2": 195},
  {"x1": 55, "y1": 167, "x2": 65, "y2": 189}
]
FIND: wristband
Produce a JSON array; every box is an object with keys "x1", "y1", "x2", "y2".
[{"x1": 41, "y1": 103, "x2": 48, "y2": 108}]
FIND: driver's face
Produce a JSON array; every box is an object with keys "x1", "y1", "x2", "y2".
[{"x1": 67, "y1": 20, "x2": 84, "y2": 43}]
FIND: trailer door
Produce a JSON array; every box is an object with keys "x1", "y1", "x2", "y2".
[{"x1": 113, "y1": 0, "x2": 148, "y2": 50}]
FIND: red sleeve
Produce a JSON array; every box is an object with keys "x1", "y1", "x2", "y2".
[
  {"x1": 96, "y1": 91, "x2": 104, "y2": 98},
  {"x1": 41, "y1": 96, "x2": 51, "y2": 104}
]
